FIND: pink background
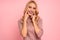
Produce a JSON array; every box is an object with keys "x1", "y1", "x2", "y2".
[{"x1": 0, "y1": 0, "x2": 60, "y2": 40}]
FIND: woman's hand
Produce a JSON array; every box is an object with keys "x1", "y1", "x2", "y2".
[
  {"x1": 24, "y1": 10, "x2": 29, "y2": 21},
  {"x1": 32, "y1": 15, "x2": 36, "y2": 22}
]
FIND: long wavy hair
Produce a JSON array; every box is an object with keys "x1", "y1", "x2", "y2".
[{"x1": 21, "y1": 0, "x2": 40, "y2": 23}]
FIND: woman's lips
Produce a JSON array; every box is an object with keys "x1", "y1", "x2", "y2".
[{"x1": 28, "y1": 11, "x2": 34, "y2": 15}]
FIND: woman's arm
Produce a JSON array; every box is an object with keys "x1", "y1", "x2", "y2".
[
  {"x1": 33, "y1": 17, "x2": 43, "y2": 38},
  {"x1": 21, "y1": 20, "x2": 27, "y2": 38},
  {"x1": 18, "y1": 19, "x2": 27, "y2": 38}
]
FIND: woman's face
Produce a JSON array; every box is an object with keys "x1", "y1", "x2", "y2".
[{"x1": 27, "y1": 3, "x2": 37, "y2": 16}]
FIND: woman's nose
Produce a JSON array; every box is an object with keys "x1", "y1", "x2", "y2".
[{"x1": 31, "y1": 8, "x2": 33, "y2": 11}]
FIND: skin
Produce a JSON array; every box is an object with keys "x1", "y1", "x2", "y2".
[{"x1": 21, "y1": 2, "x2": 41, "y2": 37}]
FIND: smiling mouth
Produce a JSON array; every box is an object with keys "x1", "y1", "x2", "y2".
[{"x1": 28, "y1": 11, "x2": 35, "y2": 16}]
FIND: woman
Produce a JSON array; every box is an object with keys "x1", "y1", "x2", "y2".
[{"x1": 18, "y1": 0, "x2": 43, "y2": 40}]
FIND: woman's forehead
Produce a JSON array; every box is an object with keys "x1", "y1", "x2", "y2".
[{"x1": 28, "y1": 3, "x2": 36, "y2": 7}]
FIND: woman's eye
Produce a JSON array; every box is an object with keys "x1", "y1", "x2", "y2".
[
  {"x1": 29, "y1": 6, "x2": 31, "y2": 8},
  {"x1": 33, "y1": 7, "x2": 36, "y2": 9}
]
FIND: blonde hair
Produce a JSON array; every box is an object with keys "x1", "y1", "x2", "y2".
[{"x1": 21, "y1": 0, "x2": 40, "y2": 23}]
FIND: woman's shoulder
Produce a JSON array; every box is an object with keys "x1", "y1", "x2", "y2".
[
  {"x1": 37, "y1": 16, "x2": 42, "y2": 21},
  {"x1": 18, "y1": 18, "x2": 23, "y2": 24}
]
